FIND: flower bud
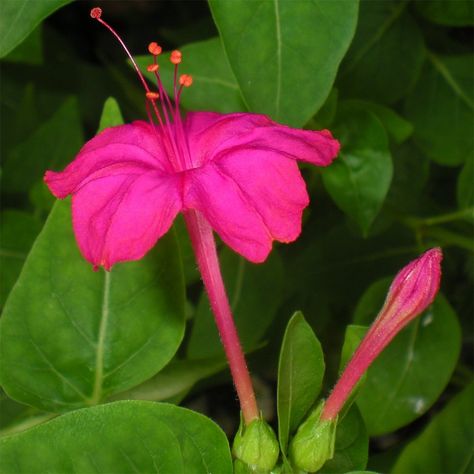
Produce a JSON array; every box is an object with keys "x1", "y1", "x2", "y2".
[
  {"x1": 321, "y1": 248, "x2": 443, "y2": 422},
  {"x1": 289, "y1": 401, "x2": 336, "y2": 472},
  {"x1": 232, "y1": 416, "x2": 280, "y2": 472}
]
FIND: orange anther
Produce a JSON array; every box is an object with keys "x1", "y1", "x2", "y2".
[
  {"x1": 179, "y1": 74, "x2": 193, "y2": 87},
  {"x1": 147, "y1": 64, "x2": 159, "y2": 72},
  {"x1": 90, "y1": 7, "x2": 102, "y2": 19},
  {"x1": 146, "y1": 91, "x2": 160, "y2": 100},
  {"x1": 170, "y1": 50, "x2": 182, "y2": 64},
  {"x1": 148, "y1": 42, "x2": 162, "y2": 56}
]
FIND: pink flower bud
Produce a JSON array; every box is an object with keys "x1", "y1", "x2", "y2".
[{"x1": 321, "y1": 248, "x2": 443, "y2": 421}]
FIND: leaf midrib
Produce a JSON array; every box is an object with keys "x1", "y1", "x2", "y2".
[{"x1": 90, "y1": 270, "x2": 111, "y2": 404}]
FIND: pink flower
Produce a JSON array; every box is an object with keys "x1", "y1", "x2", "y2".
[
  {"x1": 44, "y1": 8, "x2": 339, "y2": 271},
  {"x1": 321, "y1": 247, "x2": 443, "y2": 421}
]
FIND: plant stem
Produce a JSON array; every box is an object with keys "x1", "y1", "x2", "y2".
[{"x1": 184, "y1": 210, "x2": 259, "y2": 425}]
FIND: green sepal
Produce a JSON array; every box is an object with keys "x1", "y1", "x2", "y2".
[{"x1": 289, "y1": 401, "x2": 337, "y2": 473}]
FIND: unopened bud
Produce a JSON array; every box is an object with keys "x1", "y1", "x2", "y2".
[
  {"x1": 321, "y1": 247, "x2": 443, "y2": 422},
  {"x1": 232, "y1": 416, "x2": 279, "y2": 472},
  {"x1": 289, "y1": 401, "x2": 337, "y2": 473}
]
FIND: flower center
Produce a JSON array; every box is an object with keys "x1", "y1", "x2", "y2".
[{"x1": 90, "y1": 7, "x2": 193, "y2": 173}]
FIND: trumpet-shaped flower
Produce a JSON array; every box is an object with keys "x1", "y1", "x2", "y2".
[{"x1": 44, "y1": 8, "x2": 339, "y2": 271}]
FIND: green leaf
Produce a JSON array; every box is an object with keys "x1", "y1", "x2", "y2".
[
  {"x1": 415, "y1": 0, "x2": 474, "y2": 27},
  {"x1": 277, "y1": 312, "x2": 325, "y2": 455},
  {"x1": 385, "y1": 142, "x2": 430, "y2": 214},
  {"x1": 112, "y1": 356, "x2": 226, "y2": 403},
  {"x1": 338, "y1": 0, "x2": 425, "y2": 104},
  {"x1": 136, "y1": 37, "x2": 246, "y2": 113},
  {"x1": 209, "y1": 0, "x2": 359, "y2": 126},
  {"x1": 97, "y1": 97, "x2": 124, "y2": 131},
  {"x1": 343, "y1": 100, "x2": 413, "y2": 144},
  {"x1": 0, "y1": 200, "x2": 185, "y2": 412},
  {"x1": 319, "y1": 406, "x2": 369, "y2": 474},
  {"x1": 457, "y1": 158, "x2": 474, "y2": 213},
  {"x1": 187, "y1": 248, "x2": 284, "y2": 359},
  {"x1": 0, "y1": 211, "x2": 42, "y2": 307},
  {"x1": 0, "y1": 401, "x2": 233, "y2": 474},
  {"x1": 340, "y1": 326, "x2": 367, "y2": 371},
  {"x1": 322, "y1": 105, "x2": 393, "y2": 235},
  {"x1": 0, "y1": 0, "x2": 73, "y2": 58},
  {"x1": 353, "y1": 282, "x2": 461, "y2": 435},
  {"x1": 3, "y1": 25, "x2": 43, "y2": 65},
  {"x1": 392, "y1": 383, "x2": 474, "y2": 474},
  {"x1": 3, "y1": 96, "x2": 84, "y2": 193},
  {"x1": 405, "y1": 53, "x2": 474, "y2": 166},
  {"x1": 353, "y1": 277, "x2": 392, "y2": 326}
]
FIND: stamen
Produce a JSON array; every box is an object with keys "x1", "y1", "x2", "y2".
[
  {"x1": 148, "y1": 42, "x2": 162, "y2": 56},
  {"x1": 146, "y1": 92, "x2": 160, "y2": 100},
  {"x1": 170, "y1": 50, "x2": 182, "y2": 65},
  {"x1": 179, "y1": 74, "x2": 193, "y2": 87},
  {"x1": 147, "y1": 64, "x2": 159, "y2": 72}
]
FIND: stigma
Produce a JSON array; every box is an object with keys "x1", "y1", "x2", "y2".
[{"x1": 90, "y1": 7, "x2": 194, "y2": 172}]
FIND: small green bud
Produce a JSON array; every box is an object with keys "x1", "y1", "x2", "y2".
[
  {"x1": 233, "y1": 415, "x2": 280, "y2": 472},
  {"x1": 289, "y1": 401, "x2": 337, "y2": 472}
]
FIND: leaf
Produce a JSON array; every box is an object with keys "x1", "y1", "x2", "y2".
[
  {"x1": 136, "y1": 37, "x2": 246, "y2": 114},
  {"x1": 112, "y1": 357, "x2": 226, "y2": 403},
  {"x1": 319, "y1": 406, "x2": 369, "y2": 474},
  {"x1": 0, "y1": 211, "x2": 42, "y2": 307},
  {"x1": 353, "y1": 282, "x2": 461, "y2": 435},
  {"x1": 392, "y1": 383, "x2": 474, "y2": 474},
  {"x1": 404, "y1": 53, "x2": 474, "y2": 166},
  {"x1": 277, "y1": 312, "x2": 325, "y2": 455},
  {"x1": 187, "y1": 247, "x2": 284, "y2": 359},
  {"x1": 322, "y1": 105, "x2": 393, "y2": 236},
  {"x1": 97, "y1": 97, "x2": 124, "y2": 131},
  {"x1": 209, "y1": 0, "x2": 359, "y2": 126},
  {"x1": 457, "y1": 158, "x2": 474, "y2": 213},
  {"x1": 385, "y1": 142, "x2": 430, "y2": 214},
  {"x1": 415, "y1": 0, "x2": 474, "y2": 27},
  {"x1": 338, "y1": 0, "x2": 425, "y2": 104},
  {"x1": 343, "y1": 100, "x2": 413, "y2": 144},
  {"x1": 0, "y1": 200, "x2": 185, "y2": 412},
  {"x1": 3, "y1": 24, "x2": 43, "y2": 65},
  {"x1": 339, "y1": 326, "x2": 367, "y2": 371},
  {"x1": 0, "y1": 401, "x2": 233, "y2": 474},
  {"x1": 2, "y1": 96, "x2": 84, "y2": 193},
  {"x1": 0, "y1": 0, "x2": 73, "y2": 58}
]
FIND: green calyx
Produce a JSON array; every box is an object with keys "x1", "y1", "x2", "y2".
[
  {"x1": 232, "y1": 414, "x2": 280, "y2": 472},
  {"x1": 289, "y1": 401, "x2": 337, "y2": 472}
]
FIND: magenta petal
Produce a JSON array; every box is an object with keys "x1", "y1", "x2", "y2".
[
  {"x1": 184, "y1": 163, "x2": 273, "y2": 263},
  {"x1": 72, "y1": 171, "x2": 182, "y2": 269},
  {"x1": 45, "y1": 121, "x2": 171, "y2": 199},
  {"x1": 216, "y1": 149, "x2": 309, "y2": 243},
  {"x1": 185, "y1": 111, "x2": 340, "y2": 168}
]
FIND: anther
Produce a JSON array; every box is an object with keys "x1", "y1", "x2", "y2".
[
  {"x1": 148, "y1": 42, "x2": 162, "y2": 56},
  {"x1": 90, "y1": 7, "x2": 102, "y2": 19},
  {"x1": 179, "y1": 74, "x2": 193, "y2": 87},
  {"x1": 170, "y1": 50, "x2": 182, "y2": 64},
  {"x1": 146, "y1": 91, "x2": 160, "y2": 100},
  {"x1": 147, "y1": 64, "x2": 159, "y2": 72}
]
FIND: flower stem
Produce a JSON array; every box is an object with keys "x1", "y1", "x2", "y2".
[{"x1": 184, "y1": 210, "x2": 259, "y2": 425}]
